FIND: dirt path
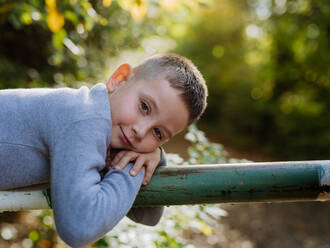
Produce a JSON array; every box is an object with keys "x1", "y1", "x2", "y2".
[{"x1": 220, "y1": 202, "x2": 330, "y2": 248}]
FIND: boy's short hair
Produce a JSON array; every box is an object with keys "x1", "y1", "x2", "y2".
[{"x1": 132, "y1": 54, "x2": 208, "y2": 124}]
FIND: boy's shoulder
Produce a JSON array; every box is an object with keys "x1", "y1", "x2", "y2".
[
  {"x1": 49, "y1": 87, "x2": 111, "y2": 159},
  {"x1": 42, "y1": 83, "x2": 111, "y2": 139},
  {"x1": 51, "y1": 83, "x2": 110, "y2": 121}
]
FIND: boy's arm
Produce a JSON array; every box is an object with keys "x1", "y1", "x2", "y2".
[
  {"x1": 50, "y1": 118, "x2": 144, "y2": 247},
  {"x1": 126, "y1": 147, "x2": 166, "y2": 226}
]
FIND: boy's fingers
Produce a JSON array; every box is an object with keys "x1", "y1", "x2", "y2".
[
  {"x1": 112, "y1": 151, "x2": 126, "y2": 166},
  {"x1": 115, "y1": 152, "x2": 137, "y2": 169},
  {"x1": 130, "y1": 157, "x2": 145, "y2": 177},
  {"x1": 143, "y1": 162, "x2": 157, "y2": 185}
]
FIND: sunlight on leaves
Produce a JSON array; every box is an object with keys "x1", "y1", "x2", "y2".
[
  {"x1": 117, "y1": 0, "x2": 133, "y2": 11},
  {"x1": 130, "y1": 1, "x2": 147, "y2": 21},
  {"x1": 160, "y1": 0, "x2": 180, "y2": 11},
  {"x1": 46, "y1": 0, "x2": 64, "y2": 32},
  {"x1": 103, "y1": 0, "x2": 112, "y2": 7}
]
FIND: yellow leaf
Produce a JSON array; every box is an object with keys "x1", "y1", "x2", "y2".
[
  {"x1": 199, "y1": 222, "x2": 213, "y2": 236},
  {"x1": 47, "y1": 10, "x2": 64, "y2": 32},
  {"x1": 99, "y1": 17, "x2": 108, "y2": 25},
  {"x1": 130, "y1": 1, "x2": 147, "y2": 21},
  {"x1": 103, "y1": 0, "x2": 112, "y2": 7},
  {"x1": 45, "y1": 0, "x2": 56, "y2": 10}
]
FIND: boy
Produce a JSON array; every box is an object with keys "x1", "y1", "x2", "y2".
[{"x1": 0, "y1": 54, "x2": 207, "y2": 247}]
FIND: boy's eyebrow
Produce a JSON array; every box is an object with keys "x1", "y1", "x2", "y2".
[{"x1": 141, "y1": 92, "x2": 173, "y2": 139}]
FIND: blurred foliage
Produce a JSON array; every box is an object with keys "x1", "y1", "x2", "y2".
[
  {"x1": 0, "y1": 0, "x2": 207, "y2": 89},
  {"x1": 173, "y1": 0, "x2": 330, "y2": 159},
  {"x1": 185, "y1": 124, "x2": 228, "y2": 164},
  {"x1": 0, "y1": 0, "x2": 329, "y2": 161}
]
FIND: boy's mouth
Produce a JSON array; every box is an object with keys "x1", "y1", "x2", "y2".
[{"x1": 120, "y1": 127, "x2": 133, "y2": 148}]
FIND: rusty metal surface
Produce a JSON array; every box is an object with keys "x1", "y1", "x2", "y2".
[
  {"x1": 133, "y1": 161, "x2": 330, "y2": 207},
  {"x1": 1, "y1": 161, "x2": 329, "y2": 211}
]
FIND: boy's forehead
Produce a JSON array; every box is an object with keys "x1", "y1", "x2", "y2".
[{"x1": 137, "y1": 78, "x2": 182, "y2": 106}]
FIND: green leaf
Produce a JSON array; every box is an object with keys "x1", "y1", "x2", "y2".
[
  {"x1": 64, "y1": 10, "x2": 79, "y2": 25},
  {"x1": 52, "y1": 29, "x2": 67, "y2": 50}
]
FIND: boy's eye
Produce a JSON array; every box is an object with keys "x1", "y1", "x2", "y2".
[
  {"x1": 154, "y1": 128, "x2": 163, "y2": 141},
  {"x1": 140, "y1": 101, "x2": 149, "y2": 113}
]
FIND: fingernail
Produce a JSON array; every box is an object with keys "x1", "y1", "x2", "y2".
[
  {"x1": 115, "y1": 166, "x2": 120, "y2": 170},
  {"x1": 130, "y1": 170, "x2": 136, "y2": 176}
]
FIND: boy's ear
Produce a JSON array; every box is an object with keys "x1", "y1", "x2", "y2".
[{"x1": 106, "y1": 64, "x2": 132, "y2": 93}]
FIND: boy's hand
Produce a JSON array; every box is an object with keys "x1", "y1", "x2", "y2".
[{"x1": 110, "y1": 148, "x2": 161, "y2": 185}]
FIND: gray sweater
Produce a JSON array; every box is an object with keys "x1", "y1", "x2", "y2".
[{"x1": 0, "y1": 83, "x2": 163, "y2": 247}]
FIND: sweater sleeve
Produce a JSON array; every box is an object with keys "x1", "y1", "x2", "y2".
[
  {"x1": 126, "y1": 206, "x2": 164, "y2": 226},
  {"x1": 126, "y1": 146, "x2": 167, "y2": 226},
  {"x1": 50, "y1": 118, "x2": 144, "y2": 247}
]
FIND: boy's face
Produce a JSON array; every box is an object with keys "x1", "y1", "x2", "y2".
[{"x1": 107, "y1": 65, "x2": 189, "y2": 153}]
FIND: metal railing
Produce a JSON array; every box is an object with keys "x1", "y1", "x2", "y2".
[{"x1": 1, "y1": 161, "x2": 329, "y2": 211}]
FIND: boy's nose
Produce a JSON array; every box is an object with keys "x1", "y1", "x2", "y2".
[{"x1": 133, "y1": 121, "x2": 151, "y2": 140}]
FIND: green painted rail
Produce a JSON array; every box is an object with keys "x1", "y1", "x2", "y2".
[
  {"x1": 0, "y1": 161, "x2": 329, "y2": 211},
  {"x1": 134, "y1": 160, "x2": 330, "y2": 207}
]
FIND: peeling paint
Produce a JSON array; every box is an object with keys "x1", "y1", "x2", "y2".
[
  {"x1": 0, "y1": 191, "x2": 50, "y2": 211},
  {"x1": 320, "y1": 165, "x2": 330, "y2": 186}
]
